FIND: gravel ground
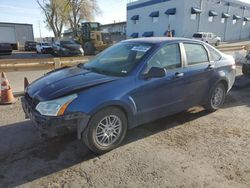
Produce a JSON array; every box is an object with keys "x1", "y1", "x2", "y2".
[{"x1": 0, "y1": 75, "x2": 250, "y2": 187}]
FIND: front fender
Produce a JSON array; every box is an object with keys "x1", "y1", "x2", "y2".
[{"x1": 88, "y1": 99, "x2": 137, "y2": 129}]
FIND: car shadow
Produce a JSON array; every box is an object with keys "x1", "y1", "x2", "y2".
[
  {"x1": 226, "y1": 75, "x2": 250, "y2": 108},
  {"x1": 0, "y1": 107, "x2": 209, "y2": 187},
  {"x1": 233, "y1": 74, "x2": 250, "y2": 89}
]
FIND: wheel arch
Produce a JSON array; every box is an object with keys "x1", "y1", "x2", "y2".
[
  {"x1": 204, "y1": 78, "x2": 229, "y2": 105},
  {"x1": 219, "y1": 79, "x2": 229, "y2": 92},
  {"x1": 88, "y1": 101, "x2": 135, "y2": 128}
]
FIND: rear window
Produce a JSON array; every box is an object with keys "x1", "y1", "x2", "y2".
[
  {"x1": 184, "y1": 43, "x2": 209, "y2": 65},
  {"x1": 206, "y1": 45, "x2": 222, "y2": 61},
  {"x1": 193, "y1": 33, "x2": 202, "y2": 38}
]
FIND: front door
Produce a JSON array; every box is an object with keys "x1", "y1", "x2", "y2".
[{"x1": 131, "y1": 43, "x2": 187, "y2": 124}]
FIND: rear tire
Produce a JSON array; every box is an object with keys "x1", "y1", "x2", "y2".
[
  {"x1": 215, "y1": 40, "x2": 220, "y2": 46},
  {"x1": 83, "y1": 107, "x2": 127, "y2": 154},
  {"x1": 242, "y1": 64, "x2": 250, "y2": 75},
  {"x1": 204, "y1": 83, "x2": 226, "y2": 112},
  {"x1": 84, "y1": 42, "x2": 95, "y2": 56}
]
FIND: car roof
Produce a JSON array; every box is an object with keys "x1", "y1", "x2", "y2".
[
  {"x1": 123, "y1": 37, "x2": 204, "y2": 45},
  {"x1": 194, "y1": 32, "x2": 213, "y2": 34}
]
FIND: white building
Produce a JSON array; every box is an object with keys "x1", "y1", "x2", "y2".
[
  {"x1": 0, "y1": 22, "x2": 34, "y2": 49},
  {"x1": 127, "y1": 0, "x2": 250, "y2": 41},
  {"x1": 100, "y1": 21, "x2": 127, "y2": 42}
]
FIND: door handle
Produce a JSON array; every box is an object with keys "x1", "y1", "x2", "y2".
[
  {"x1": 175, "y1": 72, "x2": 184, "y2": 78},
  {"x1": 207, "y1": 64, "x2": 215, "y2": 70}
]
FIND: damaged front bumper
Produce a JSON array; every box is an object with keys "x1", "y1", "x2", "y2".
[{"x1": 21, "y1": 97, "x2": 90, "y2": 139}]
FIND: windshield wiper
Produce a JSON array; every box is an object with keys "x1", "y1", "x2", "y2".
[{"x1": 78, "y1": 64, "x2": 124, "y2": 77}]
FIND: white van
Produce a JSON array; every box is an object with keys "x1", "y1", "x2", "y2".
[{"x1": 193, "y1": 32, "x2": 221, "y2": 46}]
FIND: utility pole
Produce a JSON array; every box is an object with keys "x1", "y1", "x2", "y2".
[
  {"x1": 197, "y1": 0, "x2": 203, "y2": 32},
  {"x1": 224, "y1": 2, "x2": 230, "y2": 41},
  {"x1": 239, "y1": 6, "x2": 246, "y2": 40},
  {"x1": 38, "y1": 21, "x2": 42, "y2": 42}
]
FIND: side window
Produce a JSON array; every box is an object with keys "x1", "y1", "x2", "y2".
[
  {"x1": 184, "y1": 43, "x2": 209, "y2": 65},
  {"x1": 145, "y1": 43, "x2": 181, "y2": 72},
  {"x1": 206, "y1": 45, "x2": 222, "y2": 61}
]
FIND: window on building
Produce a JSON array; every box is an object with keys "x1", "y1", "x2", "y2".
[
  {"x1": 133, "y1": 20, "x2": 139, "y2": 24},
  {"x1": 221, "y1": 18, "x2": 225, "y2": 23},
  {"x1": 208, "y1": 16, "x2": 214, "y2": 22},
  {"x1": 191, "y1": 14, "x2": 197, "y2": 20},
  {"x1": 232, "y1": 19, "x2": 237, "y2": 24},
  {"x1": 152, "y1": 17, "x2": 159, "y2": 23},
  {"x1": 145, "y1": 43, "x2": 181, "y2": 72},
  {"x1": 243, "y1": 21, "x2": 246, "y2": 26},
  {"x1": 184, "y1": 43, "x2": 209, "y2": 65}
]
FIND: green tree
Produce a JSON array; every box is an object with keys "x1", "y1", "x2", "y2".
[
  {"x1": 37, "y1": 0, "x2": 68, "y2": 39},
  {"x1": 64, "y1": 0, "x2": 100, "y2": 38}
]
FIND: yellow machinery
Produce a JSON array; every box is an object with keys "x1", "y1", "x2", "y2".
[{"x1": 80, "y1": 22, "x2": 111, "y2": 55}]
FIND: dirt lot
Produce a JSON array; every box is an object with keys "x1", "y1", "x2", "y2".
[{"x1": 0, "y1": 73, "x2": 250, "y2": 187}]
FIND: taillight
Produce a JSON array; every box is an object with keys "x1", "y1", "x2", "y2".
[{"x1": 232, "y1": 62, "x2": 236, "y2": 70}]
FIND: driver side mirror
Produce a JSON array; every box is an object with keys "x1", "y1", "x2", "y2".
[{"x1": 143, "y1": 67, "x2": 166, "y2": 79}]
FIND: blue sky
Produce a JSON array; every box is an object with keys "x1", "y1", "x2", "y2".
[
  {"x1": 0, "y1": 0, "x2": 127, "y2": 38},
  {"x1": 0, "y1": 0, "x2": 249, "y2": 38}
]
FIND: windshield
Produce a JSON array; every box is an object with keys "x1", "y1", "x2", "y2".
[
  {"x1": 26, "y1": 41, "x2": 36, "y2": 45},
  {"x1": 61, "y1": 41, "x2": 76, "y2": 45},
  {"x1": 82, "y1": 42, "x2": 153, "y2": 76},
  {"x1": 193, "y1": 33, "x2": 202, "y2": 38},
  {"x1": 41, "y1": 43, "x2": 50, "y2": 46}
]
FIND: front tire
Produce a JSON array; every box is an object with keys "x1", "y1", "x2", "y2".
[
  {"x1": 83, "y1": 107, "x2": 127, "y2": 154},
  {"x1": 204, "y1": 83, "x2": 226, "y2": 112}
]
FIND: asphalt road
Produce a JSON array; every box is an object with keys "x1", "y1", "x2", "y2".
[{"x1": 0, "y1": 51, "x2": 53, "y2": 60}]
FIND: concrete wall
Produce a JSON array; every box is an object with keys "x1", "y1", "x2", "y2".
[
  {"x1": 15, "y1": 24, "x2": 34, "y2": 46},
  {"x1": 127, "y1": 0, "x2": 250, "y2": 41},
  {"x1": 0, "y1": 23, "x2": 34, "y2": 49}
]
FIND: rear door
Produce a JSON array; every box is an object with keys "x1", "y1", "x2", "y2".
[{"x1": 180, "y1": 42, "x2": 215, "y2": 106}]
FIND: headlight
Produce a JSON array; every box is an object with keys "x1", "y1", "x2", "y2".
[{"x1": 35, "y1": 94, "x2": 77, "y2": 116}]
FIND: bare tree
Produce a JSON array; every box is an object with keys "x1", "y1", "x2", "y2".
[
  {"x1": 65, "y1": 0, "x2": 100, "y2": 38},
  {"x1": 37, "y1": 0, "x2": 68, "y2": 39}
]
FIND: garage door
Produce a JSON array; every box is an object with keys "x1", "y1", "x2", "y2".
[{"x1": 0, "y1": 26, "x2": 16, "y2": 43}]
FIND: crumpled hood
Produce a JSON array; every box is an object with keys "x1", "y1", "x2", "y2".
[{"x1": 26, "y1": 66, "x2": 120, "y2": 101}]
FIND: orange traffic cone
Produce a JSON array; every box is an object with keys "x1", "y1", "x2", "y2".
[
  {"x1": 0, "y1": 72, "x2": 16, "y2": 105},
  {"x1": 24, "y1": 77, "x2": 29, "y2": 90}
]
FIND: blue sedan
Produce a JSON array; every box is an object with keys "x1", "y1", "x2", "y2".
[{"x1": 22, "y1": 37, "x2": 236, "y2": 153}]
